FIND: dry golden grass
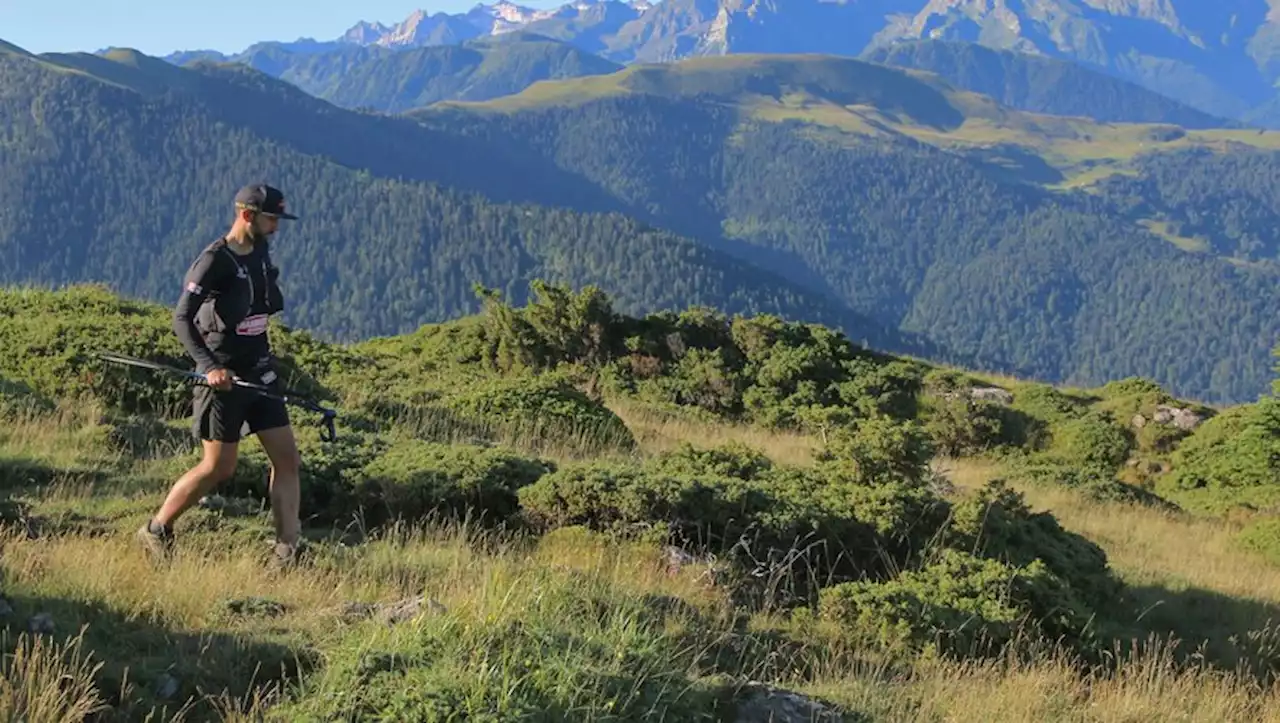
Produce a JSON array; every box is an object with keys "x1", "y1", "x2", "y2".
[
  {"x1": 5, "y1": 478, "x2": 1280, "y2": 721},
  {"x1": 933, "y1": 455, "x2": 1280, "y2": 602},
  {"x1": 608, "y1": 397, "x2": 820, "y2": 466},
  {"x1": 839, "y1": 642, "x2": 1280, "y2": 722},
  {"x1": 0, "y1": 631, "x2": 109, "y2": 722},
  {"x1": 0, "y1": 399, "x2": 121, "y2": 469}
]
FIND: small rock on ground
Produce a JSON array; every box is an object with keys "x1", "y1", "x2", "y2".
[
  {"x1": 733, "y1": 682, "x2": 845, "y2": 723},
  {"x1": 27, "y1": 612, "x2": 54, "y2": 635},
  {"x1": 224, "y1": 596, "x2": 288, "y2": 618},
  {"x1": 340, "y1": 595, "x2": 446, "y2": 626},
  {"x1": 198, "y1": 494, "x2": 261, "y2": 517},
  {"x1": 154, "y1": 674, "x2": 180, "y2": 700}
]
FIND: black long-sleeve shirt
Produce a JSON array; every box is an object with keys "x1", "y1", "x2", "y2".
[{"x1": 173, "y1": 237, "x2": 284, "y2": 378}]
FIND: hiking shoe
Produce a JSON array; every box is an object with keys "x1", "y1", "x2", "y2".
[
  {"x1": 268, "y1": 540, "x2": 308, "y2": 573},
  {"x1": 136, "y1": 521, "x2": 175, "y2": 564}
]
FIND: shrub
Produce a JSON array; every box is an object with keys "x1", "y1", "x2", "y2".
[
  {"x1": 1164, "y1": 397, "x2": 1280, "y2": 492},
  {"x1": 1003, "y1": 460, "x2": 1177, "y2": 509},
  {"x1": 792, "y1": 467, "x2": 951, "y2": 581},
  {"x1": 811, "y1": 479, "x2": 1121, "y2": 661},
  {"x1": 942, "y1": 480, "x2": 1120, "y2": 609},
  {"x1": 1097, "y1": 377, "x2": 1168, "y2": 402},
  {"x1": 922, "y1": 394, "x2": 1007, "y2": 457},
  {"x1": 0, "y1": 286, "x2": 337, "y2": 422},
  {"x1": 519, "y1": 438, "x2": 953, "y2": 599},
  {"x1": 1004, "y1": 384, "x2": 1088, "y2": 450},
  {"x1": 220, "y1": 430, "x2": 553, "y2": 529},
  {"x1": 356, "y1": 440, "x2": 554, "y2": 527},
  {"x1": 1045, "y1": 411, "x2": 1133, "y2": 474},
  {"x1": 1237, "y1": 516, "x2": 1280, "y2": 566},
  {"x1": 598, "y1": 302, "x2": 921, "y2": 430},
  {"x1": 645, "y1": 442, "x2": 774, "y2": 481},
  {"x1": 654, "y1": 347, "x2": 747, "y2": 416},
  {"x1": 443, "y1": 374, "x2": 636, "y2": 453},
  {"x1": 516, "y1": 461, "x2": 772, "y2": 549},
  {"x1": 818, "y1": 548, "x2": 1097, "y2": 659},
  {"x1": 0, "y1": 286, "x2": 193, "y2": 416},
  {"x1": 814, "y1": 416, "x2": 935, "y2": 486},
  {"x1": 218, "y1": 429, "x2": 386, "y2": 526},
  {"x1": 836, "y1": 358, "x2": 924, "y2": 419},
  {"x1": 1010, "y1": 384, "x2": 1087, "y2": 423}
]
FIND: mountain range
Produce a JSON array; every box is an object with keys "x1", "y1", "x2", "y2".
[
  {"x1": 4, "y1": 30, "x2": 1280, "y2": 405},
  {"x1": 164, "y1": 0, "x2": 1280, "y2": 127}
]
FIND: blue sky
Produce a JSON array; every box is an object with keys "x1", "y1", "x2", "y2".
[{"x1": 0, "y1": 0, "x2": 567, "y2": 57}]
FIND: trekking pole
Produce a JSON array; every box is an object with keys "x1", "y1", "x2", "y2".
[{"x1": 94, "y1": 351, "x2": 339, "y2": 442}]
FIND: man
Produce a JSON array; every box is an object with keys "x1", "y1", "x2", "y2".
[{"x1": 136, "y1": 183, "x2": 304, "y2": 570}]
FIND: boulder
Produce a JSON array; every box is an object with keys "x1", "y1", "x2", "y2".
[
  {"x1": 1153, "y1": 405, "x2": 1204, "y2": 431},
  {"x1": 970, "y1": 387, "x2": 1014, "y2": 405}
]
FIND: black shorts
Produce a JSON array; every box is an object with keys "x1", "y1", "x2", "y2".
[{"x1": 192, "y1": 382, "x2": 291, "y2": 443}]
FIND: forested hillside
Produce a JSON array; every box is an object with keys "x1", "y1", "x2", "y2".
[
  {"x1": 0, "y1": 41, "x2": 916, "y2": 355},
  {"x1": 1096, "y1": 147, "x2": 1280, "y2": 263},
  {"x1": 862, "y1": 39, "x2": 1238, "y2": 130},
  {"x1": 419, "y1": 55, "x2": 1280, "y2": 404}
]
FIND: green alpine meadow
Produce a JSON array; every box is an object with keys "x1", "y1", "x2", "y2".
[{"x1": 0, "y1": 281, "x2": 1278, "y2": 721}]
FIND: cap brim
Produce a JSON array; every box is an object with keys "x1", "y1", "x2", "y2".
[{"x1": 264, "y1": 211, "x2": 299, "y2": 220}]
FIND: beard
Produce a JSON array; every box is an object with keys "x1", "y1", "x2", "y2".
[{"x1": 248, "y1": 223, "x2": 273, "y2": 243}]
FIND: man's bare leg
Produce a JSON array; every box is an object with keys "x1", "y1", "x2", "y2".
[
  {"x1": 256, "y1": 425, "x2": 302, "y2": 551},
  {"x1": 137, "y1": 439, "x2": 238, "y2": 561},
  {"x1": 155, "y1": 439, "x2": 239, "y2": 526}
]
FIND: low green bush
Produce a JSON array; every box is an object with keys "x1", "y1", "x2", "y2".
[
  {"x1": 520, "y1": 424, "x2": 954, "y2": 601},
  {"x1": 1236, "y1": 516, "x2": 1280, "y2": 566},
  {"x1": 215, "y1": 428, "x2": 551, "y2": 530},
  {"x1": 813, "y1": 416, "x2": 935, "y2": 485},
  {"x1": 812, "y1": 478, "x2": 1120, "y2": 661},
  {"x1": 443, "y1": 374, "x2": 636, "y2": 453},
  {"x1": 356, "y1": 440, "x2": 553, "y2": 527},
  {"x1": 942, "y1": 480, "x2": 1121, "y2": 609},
  {"x1": 1163, "y1": 397, "x2": 1280, "y2": 492},
  {"x1": 217, "y1": 429, "x2": 385, "y2": 527},
  {"x1": 1010, "y1": 384, "x2": 1088, "y2": 425},
  {"x1": 0, "y1": 286, "x2": 192, "y2": 417},
  {"x1": 921, "y1": 394, "x2": 1007, "y2": 457},
  {"x1": 1045, "y1": 411, "x2": 1133, "y2": 475},
  {"x1": 817, "y1": 547, "x2": 1098, "y2": 659}
]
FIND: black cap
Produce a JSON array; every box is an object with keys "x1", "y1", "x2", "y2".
[{"x1": 234, "y1": 183, "x2": 298, "y2": 219}]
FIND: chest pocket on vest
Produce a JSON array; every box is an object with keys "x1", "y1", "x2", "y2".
[{"x1": 235, "y1": 314, "x2": 269, "y2": 336}]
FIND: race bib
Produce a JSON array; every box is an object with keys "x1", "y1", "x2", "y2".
[{"x1": 235, "y1": 314, "x2": 268, "y2": 336}]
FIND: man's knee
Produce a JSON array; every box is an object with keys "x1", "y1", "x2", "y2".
[
  {"x1": 212, "y1": 458, "x2": 239, "y2": 481},
  {"x1": 274, "y1": 446, "x2": 301, "y2": 477},
  {"x1": 258, "y1": 425, "x2": 301, "y2": 477}
]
